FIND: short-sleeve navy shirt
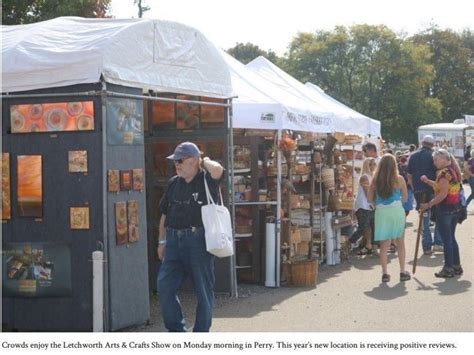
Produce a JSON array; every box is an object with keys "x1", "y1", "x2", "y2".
[
  {"x1": 160, "y1": 169, "x2": 222, "y2": 229},
  {"x1": 407, "y1": 147, "x2": 436, "y2": 193}
]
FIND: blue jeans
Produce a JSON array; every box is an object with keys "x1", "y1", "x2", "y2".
[
  {"x1": 436, "y1": 209, "x2": 461, "y2": 269},
  {"x1": 466, "y1": 177, "x2": 474, "y2": 206},
  {"x1": 415, "y1": 191, "x2": 442, "y2": 251},
  {"x1": 157, "y1": 227, "x2": 215, "y2": 332}
]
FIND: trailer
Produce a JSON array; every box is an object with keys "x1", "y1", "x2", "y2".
[{"x1": 418, "y1": 117, "x2": 474, "y2": 160}]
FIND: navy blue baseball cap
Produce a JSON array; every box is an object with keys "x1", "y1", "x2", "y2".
[{"x1": 166, "y1": 142, "x2": 202, "y2": 160}]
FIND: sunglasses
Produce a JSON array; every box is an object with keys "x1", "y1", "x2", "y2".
[{"x1": 173, "y1": 157, "x2": 190, "y2": 165}]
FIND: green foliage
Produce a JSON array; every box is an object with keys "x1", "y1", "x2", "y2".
[
  {"x1": 411, "y1": 27, "x2": 474, "y2": 123},
  {"x1": 2, "y1": 0, "x2": 112, "y2": 25},
  {"x1": 283, "y1": 25, "x2": 444, "y2": 143},
  {"x1": 226, "y1": 42, "x2": 279, "y2": 65}
]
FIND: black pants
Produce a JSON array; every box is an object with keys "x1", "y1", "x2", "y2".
[{"x1": 350, "y1": 209, "x2": 374, "y2": 243}]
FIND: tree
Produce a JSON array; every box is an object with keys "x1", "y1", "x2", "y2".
[
  {"x1": 2, "y1": 0, "x2": 112, "y2": 25},
  {"x1": 134, "y1": 0, "x2": 150, "y2": 18},
  {"x1": 227, "y1": 42, "x2": 279, "y2": 65},
  {"x1": 411, "y1": 27, "x2": 474, "y2": 122},
  {"x1": 283, "y1": 25, "x2": 442, "y2": 143}
]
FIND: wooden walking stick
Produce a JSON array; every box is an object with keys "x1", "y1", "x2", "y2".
[{"x1": 412, "y1": 195, "x2": 426, "y2": 274}]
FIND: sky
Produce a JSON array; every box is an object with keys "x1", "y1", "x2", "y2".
[{"x1": 110, "y1": 0, "x2": 473, "y2": 55}]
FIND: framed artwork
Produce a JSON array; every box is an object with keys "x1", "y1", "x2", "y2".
[
  {"x1": 70, "y1": 207, "x2": 90, "y2": 229},
  {"x1": 10, "y1": 101, "x2": 94, "y2": 134},
  {"x1": 127, "y1": 200, "x2": 139, "y2": 243},
  {"x1": 2, "y1": 153, "x2": 11, "y2": 220},
  {"x1": 176, "y1": 95, "x2": 199, "y2": 129},
  {"x1": 17, "y1": 155, "x2": 42, "y2": 217},
  {"x1": 120, "y1": 170, "x2": 132, "y2": 191},
  {"x1": 152, "y1": 98, "x2": 175, "y2": 129},
  {"x1": 201, "y1": 98, "x2": 225, "y2": 128},
  {"x1": 106, "y1": 98, "x2": 144, "y2": 145},
  {"x1": 68, "y1": 150, "x2": 88, "y2": 173},
  {"x1": 132, "y1": 169, "x2": 144, "y2": 191},
  {"x1": 108, "y1": 170, "x2": 120, "y2": 193},
  {"x1": 2, "y1": 242, "x2": 72, "y2": 297},
  {"x1": 115, "y1": 202, "x2": 128, "y2": 245}
]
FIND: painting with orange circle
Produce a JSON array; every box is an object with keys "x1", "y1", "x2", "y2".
[{"x1": 10, "y1": 101, "x2": 94, "y2": 133}]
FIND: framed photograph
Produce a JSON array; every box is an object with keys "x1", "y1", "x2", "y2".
[
  {"x1": 115, "y1": 202, "x2": 128, "y2": 245},
  {"x1": 120, "y1": 170, "x2": 132, "y2": 191},
  {"x1": 2, "y1": 153, "x2": 11, "y2": 220},
  {"x1": 132, "y1": 169, "x2": 144, "y2": 191},
  {"x1": 106, "y1": 98, "x2": 144, "y2": 145},
  {"x1": 17, "y1": 155, "x2": 42, "y2": 217},
  {"x1": 68, "y1": 150, "x2": 88, "y2": 173},
  {"x1": 70, "y1": 207, "x2": 90, "y2": 229},
  {"x1": 108, "y1": 170, "x2": 120, "y2": 193},
  {"x1": 10, "y1": 101, "x2": 94, "y2": 134},
  {"x1": 3, "y1": 242, "x2": 72, "y2": 297},
  {"x1": 127, "y1": 200, "x2": 139, "y2": 243}
]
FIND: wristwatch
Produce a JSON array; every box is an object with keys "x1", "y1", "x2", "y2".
[{"x1": 158, "y1": 240, "x2": 167, "y2": 245}]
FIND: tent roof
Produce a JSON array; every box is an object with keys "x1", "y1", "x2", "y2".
[
  {"x1": 222, "y1": 51, "x2": 333, "y2": 132},
  {"x1": 1, "y1": 17, "x2": 233, "y2": 98},
  {"x1": 305, "y1": 82, "x2": 381, "y2": 137},
  {"x1": 247, "y1": 56, "x2": 381, "y2": 137}
]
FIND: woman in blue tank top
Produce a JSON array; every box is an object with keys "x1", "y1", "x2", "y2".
[{"x1": 368, "y1": 154, "x2": 410, "y2": 283}]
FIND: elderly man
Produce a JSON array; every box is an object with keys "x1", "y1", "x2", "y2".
[
  {"x1": 407, "y1": 135, "x2": 442, "y2": 255},
  {"x1": 157, "y1": 142, "x2": 224, "y2": 332}
]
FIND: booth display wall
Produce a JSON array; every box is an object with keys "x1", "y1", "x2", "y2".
[
  {"x1": 2, "y1": 83, "x2": 150, "y2": 331},
  {"x1": 104, "y1": 84, "x2": 150, "y2": 331},
  {"x1": 144, "y1": 97, "x2": 233, "y2": 295},
  {"x1": 2, "y1": 84, "x2": 104, "y2": 331}
]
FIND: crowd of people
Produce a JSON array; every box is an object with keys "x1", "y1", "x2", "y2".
[{"x1": 350, "y1": 136, "x2": 470, "y2": 283}]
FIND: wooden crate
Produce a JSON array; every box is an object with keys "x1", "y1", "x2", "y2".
[{"x1": 288, "y1": 259, "x2": 318, "y2": 287}]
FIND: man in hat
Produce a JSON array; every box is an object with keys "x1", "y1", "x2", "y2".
[
  {"x1": 157, "y1": 142, "x2": 224, "y2": 332},
  {"x1": 407, "y1": 135, "x2": 442, "y2": 255}
]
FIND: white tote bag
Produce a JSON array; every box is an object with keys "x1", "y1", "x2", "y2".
[{"x1": 201, "y1": 175, "x2": 234, "y2": 258}]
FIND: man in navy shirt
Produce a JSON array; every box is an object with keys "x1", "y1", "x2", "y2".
[
  {"x1": 407, "y1": 135, "x2": 442, "y2": 254},
  {"x1": 157, "y1": 142, "x2": 224, "y2": 332}
]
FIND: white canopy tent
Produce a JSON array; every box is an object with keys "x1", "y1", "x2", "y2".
[
  {"x1": 1, "y1": 17, "x2": 233, "y2": 98},
  {"x1": 222, "y1": 51, "x2": 334, "y2": 133},
  {"x1": 246, "y1": 56, "x2": 380, "y2": 137}
]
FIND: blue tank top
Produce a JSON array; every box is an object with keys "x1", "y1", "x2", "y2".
[{"x1": 375, "y1": 188, "x2": 401, "y2": 205}]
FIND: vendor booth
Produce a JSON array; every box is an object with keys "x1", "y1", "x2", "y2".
[
  {"x1": 228, "y1": 54, "x2": 381, "y2": 288},
  {"x1": 2, "y1": 17, "x2": 234, "y2": 331}
]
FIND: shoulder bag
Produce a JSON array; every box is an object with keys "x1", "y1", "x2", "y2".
[{"x1": 201, "y1": 174, "x2": 234, "y2": 258}]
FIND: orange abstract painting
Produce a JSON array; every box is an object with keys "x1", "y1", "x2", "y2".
[
  {"x1": 17, "y1": 155, "x2": 42, "y2": 217},
  {"x1": 11, "y1": 101, "x2": 94, "y2": 134}
]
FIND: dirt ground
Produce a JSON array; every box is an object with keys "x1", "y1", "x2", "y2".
[{"x1": 127, "y1": 183, "x2": 473, "y2": 332}]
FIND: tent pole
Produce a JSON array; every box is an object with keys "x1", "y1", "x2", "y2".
[
  {"x1": 276, "y1": 130, "x2": 282, "y2": 287},
  {"x1": 228, "y1": 101, "x2": 238, "y2": 298}
]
